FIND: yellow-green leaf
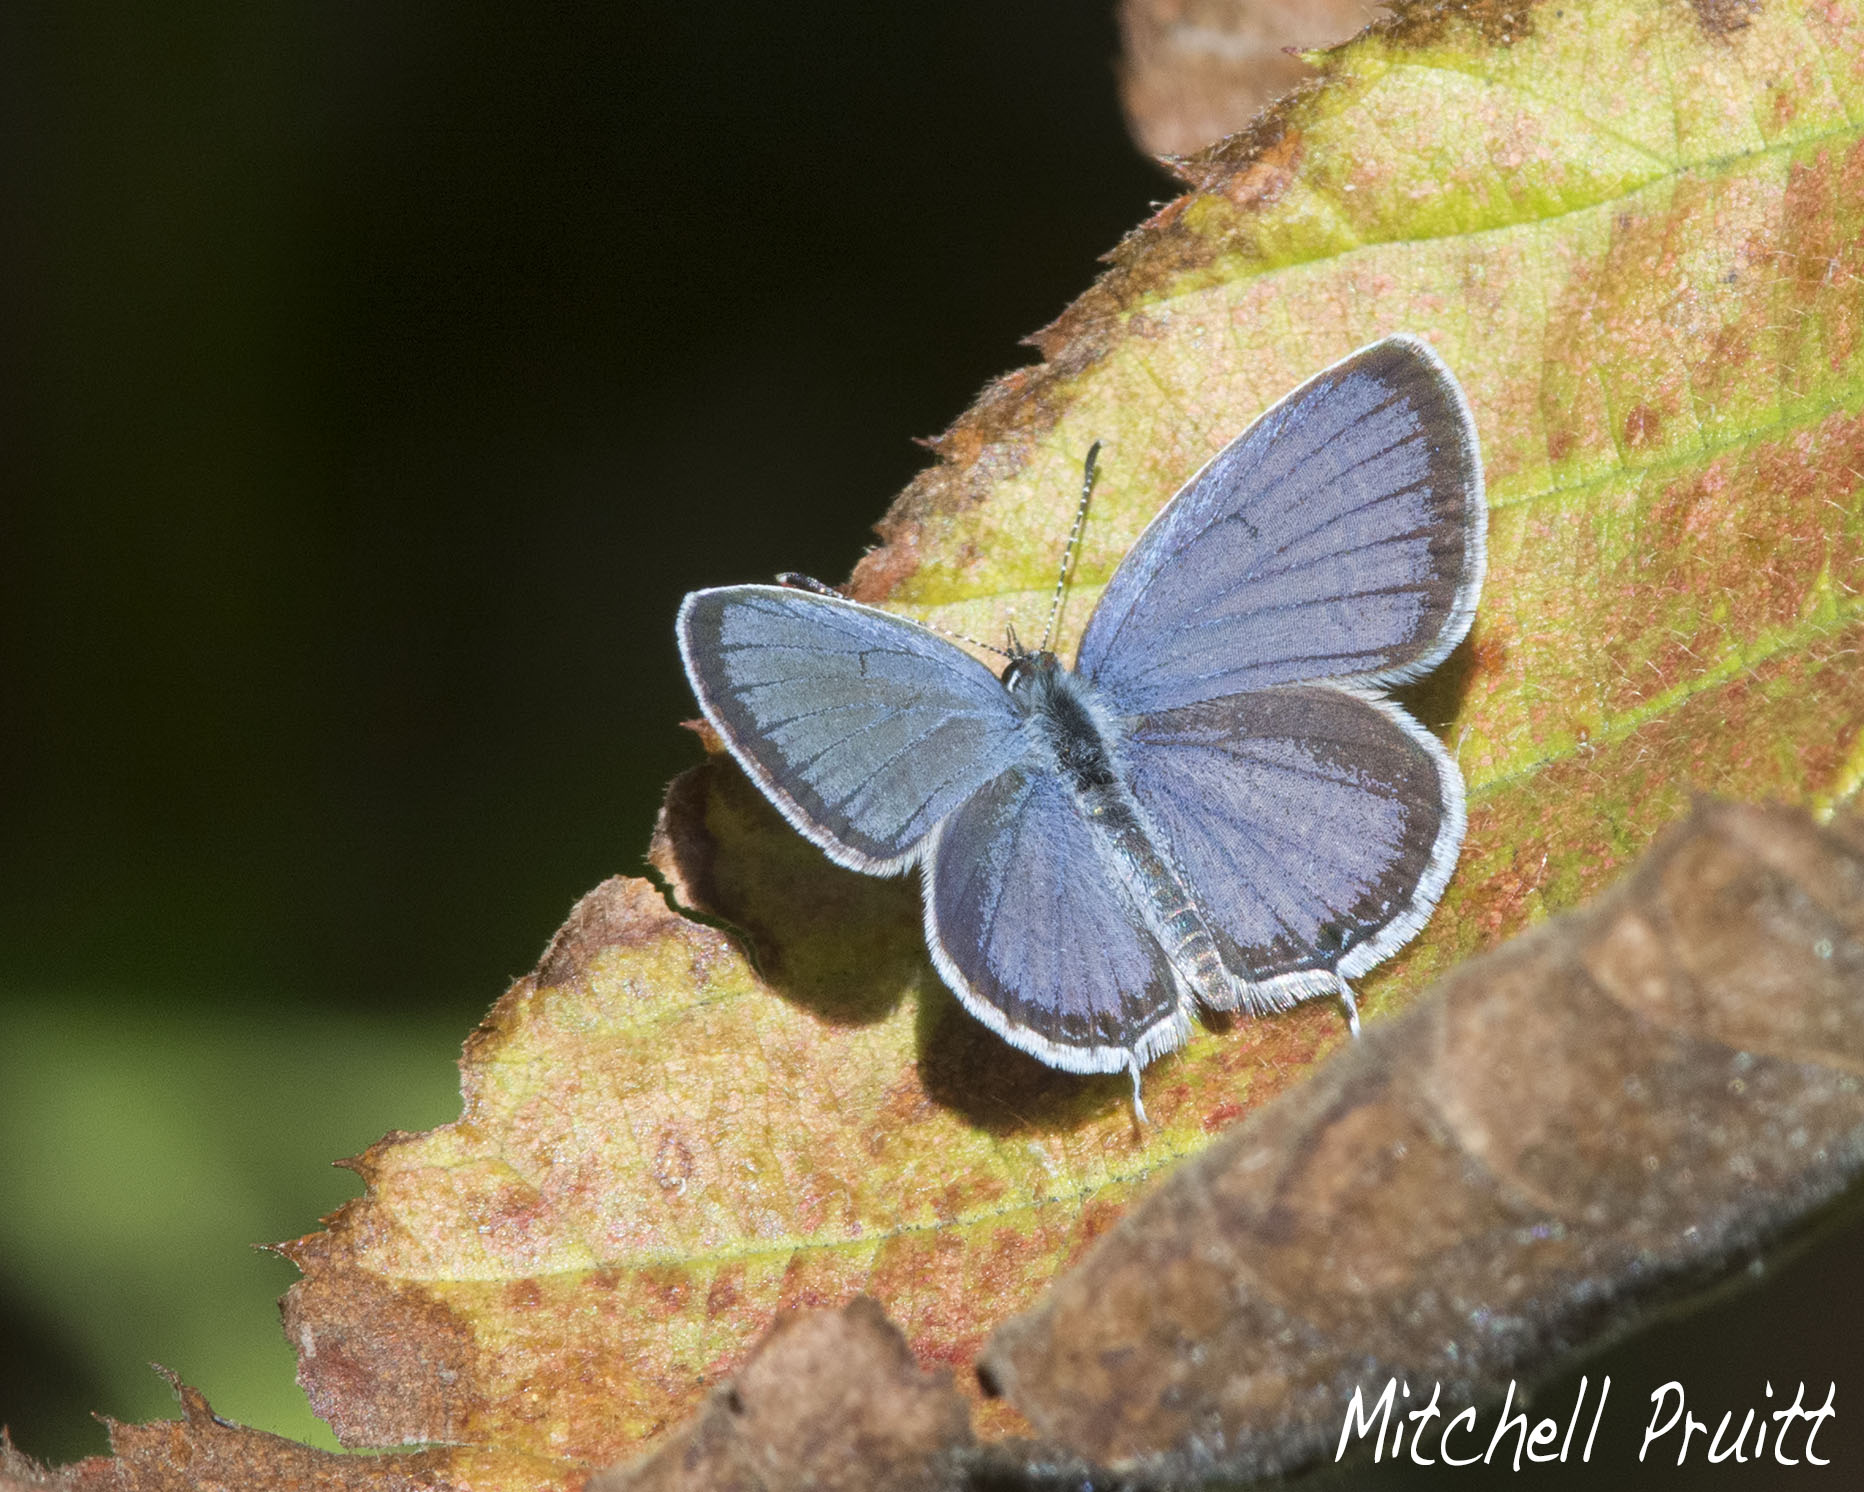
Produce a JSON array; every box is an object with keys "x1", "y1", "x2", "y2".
[{"x1": 283, "y1": 0, "x2": 1864, "y2": 1477}]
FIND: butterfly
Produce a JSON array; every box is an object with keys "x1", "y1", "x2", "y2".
[{"x1": 676, "y1": 335, "x2": 1485, "y2": 1111}]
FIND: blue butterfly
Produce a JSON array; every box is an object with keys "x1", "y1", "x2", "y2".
[{"x1": 677, "y1": 336, "x2": 1485, "y2": 1110}]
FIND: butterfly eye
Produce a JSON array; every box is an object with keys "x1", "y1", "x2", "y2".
[{"x1": 1001, "y1": 652, "x2": 1060, "y2": 701}]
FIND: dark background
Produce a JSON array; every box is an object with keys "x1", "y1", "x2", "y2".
[
  {"x1": 0, "y1": 0, "x2": 1167, "y2": 1463},
  {"x1": 2, "y1": 2, "x2": 1860, "y2": 1484}
]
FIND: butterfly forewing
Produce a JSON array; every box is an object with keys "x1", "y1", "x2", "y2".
[
  {"x1": 677, "y1": 586, "x2": 1028, "y2": 872},
  {"x1": 1075, "y1": 335, "x2": 1485, "y2": 712},
  {"x1": 1119, "y1": 685, "x2": 1462, "y2": 1007},
  {"x1": 926, "y1": 766, "x2": 1190, "y2": 1074}
]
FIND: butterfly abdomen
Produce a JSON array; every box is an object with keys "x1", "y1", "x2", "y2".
[{"x1": 1012, "y1": 656, "x2": 1233, "y2": 1013}]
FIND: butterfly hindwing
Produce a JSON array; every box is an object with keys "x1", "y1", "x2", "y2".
[
  {"x1": 676, "y1": 586, "x2": 1028, "y2": 872},
  {"x1": 925, "y1": 764, "x2": 1190, "y2": 1074},
  {"x1": 1076, "y1": 335, "x2": 1486, "y2": 713},
  {"x1": 1118, "y1": 685, "x2": 1464, "y2": 1009}
]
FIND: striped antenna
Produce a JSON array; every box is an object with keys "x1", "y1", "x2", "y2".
[{"x1": 1040, "y1": 441, "x2": 1101, "y2": 653}]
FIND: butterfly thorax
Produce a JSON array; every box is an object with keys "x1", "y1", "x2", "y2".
[
  {"x1": 1001, "y1": 650, "x2": 1234, "y2": 1011},
  {"x1": 1001, "y1": 652, "x2": 1118, "y2": 793}
]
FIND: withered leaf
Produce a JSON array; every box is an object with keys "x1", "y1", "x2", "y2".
[
  {"x1": 1119, "y1": 0, "x2": 1375, "y2": 159},
  {"x1": 1, "y1": 1436, "x2": 60, "y2": 1492},
  {"x1": 980, "y1": 800, "x2": 1864, "y2": 1484},
  {"x1": 0, "y1": 1371, "x2": 573, "y2": 1492},
  {"x1": 591, "y1": 1297, "x2": 972, "y2": 1492}
]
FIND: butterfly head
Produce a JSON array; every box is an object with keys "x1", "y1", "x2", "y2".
[{"x1": 999, "y1": 648, "x2": 1064, "y2": 704}]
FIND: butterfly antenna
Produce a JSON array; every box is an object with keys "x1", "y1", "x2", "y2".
[
  {"x1": 775, "y1": 573, "x2": 1013, "y2": 660},
  {"x1": 1040, "y1": 440, "x2": 1102, "y2": 653}
]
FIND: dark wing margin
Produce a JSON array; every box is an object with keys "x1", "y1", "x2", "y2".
[
  {"x1": 1121, "y1": 684, "x2": 1465, "y2": 1010},
  {"x1": 676, "y1": 585, "x2": 1027, "y2": 873},
  {"x1": 1076, "y1": 335, "x2": 1486, "y2": 712},
  {"x1": 924, "y1": 766, "x2": 1191, "y2": 1075}
]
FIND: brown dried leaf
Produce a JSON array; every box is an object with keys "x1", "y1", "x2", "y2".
[
  {"x1": 1119, "y1": 0, "x2": 1377, "y2": 159},
  {"x1": 1, "y1": 1372, "x2": 571, "y2": 1492},
  {"x1": 981, "y1": 800, "x2": 1864, "y2": 1483},
  {"x1": 1, "y1": 1437, "x2": 61, "y2": 1492},
  {"x1": 590, "y1": 1297, "x2": 971, "y2": 1492}
]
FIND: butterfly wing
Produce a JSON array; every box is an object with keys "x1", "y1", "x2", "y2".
[
  {"x1": 1119, "y1": 684, "x2": 1463, "y2": 1010},
  {"x1": 1076, "y1": 335, "x2": 1485, "y2": 712},
  {"x1": 677, "y1": 585, "x2": 1028, "y2": 873},
  {"x1": 924, "y1": 764, "x2": 1190, "y2": 1074}
]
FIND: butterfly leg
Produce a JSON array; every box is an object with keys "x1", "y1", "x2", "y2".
[
  {"x1": 1127, "y1": 1052, "x2": 1150, "y2": 1127},
  {"x1": 1332, "y1": 970, "x2": 1362, "y2": 1038}
]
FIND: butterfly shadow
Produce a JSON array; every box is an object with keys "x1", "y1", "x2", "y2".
[
  {"x1": 653, "y1": 756, "x2": 925, "y2": 1025},
  {"x1": 654, "y1": 756, "x2": 1137, "y2": 1132},
  {"x1": 914, "y1": 989, "x2": 1142, "y2": 1136},
  {"x1": 1390, "y1": 629, "x2": 1482, "y2": 739}
]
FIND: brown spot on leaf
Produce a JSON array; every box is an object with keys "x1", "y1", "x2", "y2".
[
  {"x1": 592, "y1": 1297, "x2": 972, "y2": 1492},
  {"x1": 705, "y1": 1264, "x2": 744, "y2": 1320},
  {"x1": 1470, "y1": 625, "x2": 1509, "y2": 679},
  {"x1": 1622, "y1": 401, "x2": 1664, "y2": 447},
  {"x1": 1217, "y1": 129, "x2": 1303, "y2": 210},
  {"x1": 1148, "y1": 80, "x2": 1307, "y2": 196},
  {"x1": 636, "y1": 1264, "x2": 693, "y2": 1322},
  {"x1": 279, "y1": 1266, "x2": 481, "y2": 1448},
  {"x1": 652, "y1": 1130, "x2": 696, "y2": 1195},
  {"x1": 1691, "y1": 0, "x2": 1762, "y2": 36},
  {"x1": 1381, "y1": 0, "x2": 1538, "y2": 48},
  {"x1": 1201, "y1": 1098, "x2": 1246, "y2": 1132},
  {"x1": 845, "y1": 522, "x2": 922, "y2": 604}
]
